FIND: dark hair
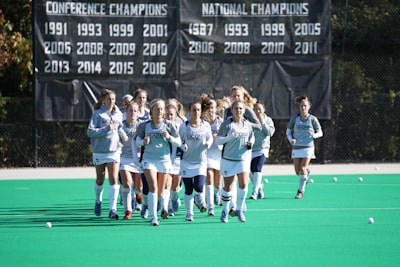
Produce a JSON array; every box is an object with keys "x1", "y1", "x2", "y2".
[
  {"x1": 188, "y1": 101, "x2": 202, "y2": 112},
  {"x1": 294, "y1": 95, "x2": 311, "y2": 105}
]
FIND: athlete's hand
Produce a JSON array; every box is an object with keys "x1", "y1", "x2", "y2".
[{"x1": 143, "y1": 136, "x2": 151, "y2": 145}]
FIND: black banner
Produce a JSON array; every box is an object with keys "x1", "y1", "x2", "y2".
[{"x1": 34, "y1": 0, "x2": 331, "y2": 121}]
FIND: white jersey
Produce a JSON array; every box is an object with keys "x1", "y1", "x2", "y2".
[
  {"x1": 287, "y1": 114, "x2": 322, "y2": 149},
  {"x1": 207, "y1": 116, "x2": 223, "y2": 160},
  {"x1": 252, "y1": 113, "x2": 275, "y2": 158},
  {"x1": 136, "y1": 119, "x2": 180, "y2": 162},
  {"x1": 179, "y1": 120, "x2": 212, "y2": 164},
  {"x1": 216, "y1": 118, "x2": 254, "y2": 161}
]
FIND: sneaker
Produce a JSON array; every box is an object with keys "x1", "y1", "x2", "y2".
[
  {"x1": 172, "y1": 197, "x2": 181, "y2": 212},
  {"x1": 194, "y1": 194, "x2": 206, "y2": 212},
  {"x1": 257, "y1": 187, "x2": 265, "y2": 199},
  {"x1": 136, "y1": 193, "x2": 143, "y2": 204},
  {"x1": 108, "y1": 210, "x2": 119, "y2": 220},
  {"x1": 140, "y1": 205, "x2": 148, "y2": 219},
  {"x1": 229, "y1": 208, "x2": 236, "y2": 217},
  {"x1": 236, "y1": 210, "x2": 246, "y2": 222},
  {"x1": 208, "y1": 207, "x2": 215, "y2": 216},
  {"x1": 185, "y1": 213, "x2": 194, "y2": 222},
  {"x1": 150, "y1": 217, "x2": 159, "y2": 226},
  {"x1": 94, "y1": 201, "x2": 102, "y2": 216},
  {"x1": 168, "y1": 208, "x2": 175, "y2": 217},
  {"x1": 220, "y1": 211, "x2": 228, "y2": 223},
  {"x1": 295, "y1": 190, "x2": 304, "y2": 199},
  {"x1": 133, "y1": 199, "x2": 142, "y2": 212},
  {"x1": 249, "y1": 194, "x2": 257, "y2": 200},
  {"x1": 161, "y1": 209, "x2": 168, "y2": 219},
  {"x1": 124, "y1": 210, "x2": 132, "y2": 220}
]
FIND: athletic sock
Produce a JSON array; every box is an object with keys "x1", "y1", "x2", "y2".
[
  {"x1": 148, "y1": 192, "x2": 157, "y2": 220},
  {"x1": 109, "y1": 184, "x2": 120, "y2": 212},
  {"x1": 253, "y1": 172, "x2": 262, "y2": 195},
  {"x1": 184, "y1": 193, "x2": 194, "y2": 215},
  {"x1": 299, "y1": 174, "x2": 308, "y2": 192},
  {"x1": 121, "y1": 187, "x2": 132, "y2": 211},
  {"x1": 162, "y1": 189, "x2": 170, "y2": 211},
  {"x1": 221, "y1": 189, "x2": 232, "y2": 214},
  {"x1": 205, "y1": 185, "x2": 214, "y2": 209},
  {"x1": 236, "y1": 187, "x2": 248, "y2": 212},
  {"x1": 94, "y1": 183, "x2": 104, "y2": 203}
]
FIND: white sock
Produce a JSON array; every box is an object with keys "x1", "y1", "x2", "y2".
[
  {"x1": 205, "y1": 185, "x2": 214, "y2": 209},
  {"x1": 253, "y1": 172, "x2": 262, "y2": 195},
  {"x1": 121, "y1": 187, "x2": 132, "y2": 212},
  {"x1": 94, "y1": 183, "x2": 104, "y2": 203},
  {"x1": 162, "y1": 189, "x2": 170, "y2": 211},
  {"x1": 236, "y1": 187, "x2": 248, "y2": 212},
  {"x1": 171, "y1": 190, "x2": 179, "y2": 201},
  {"x1": 108, "y1": 184, "x2": 120, "y2": 212},
  {"x1": 221, "y1": 189, "x2": 232, "y2": 214},
  {"x1": 299, "y1": 174, "x2": 308, "y2": 192},
  {"x1": 148, "y1": 192, "x2": 157, "y2": 220},
  {"x1": 184, "y1": 193, "x2": 194, "y2": 215},
  {"x1": 230, "y1": 183, "x2": 237, "y2": 210}
]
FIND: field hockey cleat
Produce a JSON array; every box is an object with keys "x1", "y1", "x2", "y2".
[
  {"x1": 295, "y1": 190, "x2": 304, "y2": 199},
  {"x1": 236, "y1": 210, "x2": 246, "y2": 222},
  {"x1": 108, "y1": 210, "x2": 119, "y2": 220},
  {"x1": 123, "y1": 210, "x2": 132, "y2": 220},
  {"x1": 257, "y1": 187, "x2": 265, "y2": 199},
  {"x1": 140, "y1": 205, "x2": 148, "y2": 219},
  {"x1": 208, "y1": 207, "x2": 215, "y2": 216},
  {"x1": 229, "y1": 208, "x2": 236, "y2": 217},
  {"x1": 168, "y1": 208, "x2": 175, "y2": 217},
  {"x1": 249, "y1": 193, "x2": 257, "y2": 200},
  {"x1": 150, "y1": 217, "x2": 159, "y2": 226},
  {"x1": 94, "y1": 201, "x2": 102, "y2": 216},
  {"x1": 185, "y1": 213, "x2": 194, "y2": 222},
  {"x1": 161, "y1": 209, "x2": 168, "y2": 219},
  {"x1": 220, "y1": 211, "x2": 228, "y2": 223}
]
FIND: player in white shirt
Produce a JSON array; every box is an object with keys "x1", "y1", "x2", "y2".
[
  {"x1": 201, "y1": 97, "x2": 224, "y2": 216},
  {"x1": 286, "y1": 96, "x2": 323, "y2": 199},
  {"x1": 249, "y1": 101, "x2": 275, "y2": 200},
  {"x1": 119, "y1": 101, "x2": 142, "y2": 220},
  {"x1": 135, "y1": 99, "x2": 181, "y2": 226},
  {"x1": 87, "y1": 89, "x2": 128, "y2": 220},
  {"x1": 179, "y1": 101, "x2": 213, "y2": 221},
  {"x1": 216, "y1": 100, "x2": 255, "y2": 223}
]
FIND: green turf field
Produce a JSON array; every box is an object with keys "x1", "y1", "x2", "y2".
[{"x1": 0, "y1": 174, "x2": 399, "y2": 267}]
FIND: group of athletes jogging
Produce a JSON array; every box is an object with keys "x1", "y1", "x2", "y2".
[{"x1": 87, "y1": 85, "x2": 323, "y2": 226}]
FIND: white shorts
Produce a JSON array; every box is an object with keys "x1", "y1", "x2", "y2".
[
  {"x1": 207, "y1": 157, "x2": 221, "y2": 170},
  {"x1": 92, "y1": 152, "x2": 120, "y2": 165},
  {"x1": 170, "y1": 158, "x2": 181, "y2": 175},
  {"x1": 180, "y1": 160, "x2": 207, "y2": 178},
  {"x1": 119, "y1": 157, "x2": 143, "y2": 174},
  {"x1": 220, "y1": 158, "x2": 251, "y2": 177},
  {"x1": 292, "y1": 147, "x2": 316, "y2": 159},
  {"x1": 141, "y1": 159, "x2": 172, "y2": 174}
]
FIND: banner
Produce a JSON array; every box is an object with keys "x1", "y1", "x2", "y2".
[{"x1": 34, "y1": 0, "x2": 331, "y2": 121}]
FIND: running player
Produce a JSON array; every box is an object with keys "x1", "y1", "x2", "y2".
[
  {"x1": 249, "y1": 101, "x2": 275, "y2": 200},
  {"x1": 87, "y1": 89, "x2": 128, "y2": 219},
  {"x1": 135, "y1": 99, "x2": 181, "y2": 226},
  {"x1": 216, "y1": 100, "x2": 254, "y2": 223},
  {"x1": 119, "y1": 101, "x2": 142, "y2": 220},
  {"x1": 179, "y1": 101, "x2": 213, "y2": 221},
  {"x1": 286, "y1": 96, "x2": 323, "y2": 199}
]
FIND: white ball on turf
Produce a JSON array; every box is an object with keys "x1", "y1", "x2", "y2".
[
  {"x1": 368, "y1": 217, "x2": 374, "y2": 224},
  {"x1": 332, "y1": 177, "x2": 338, "y2": 182},
  {"x1": 358, "y1": 177, "x2": 363, "y2": 182},
  {"x1": 264, "y1": 178, "x2": 269, "y2": 184},
  {"x1": 309, "y1": 178, "x2": 314, "y2": 184},
  {"x1": 45, "y1": 222, "x2": 52, "y2": 228}
]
